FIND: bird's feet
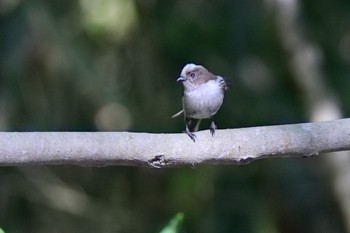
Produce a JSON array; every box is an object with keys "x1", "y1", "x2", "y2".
[
  {"x1": 185, "y1": 127, "x2": 196, "y2": 142},
  {"x1": 210, "y1": 121, "x2": 217, "y2": 136}
]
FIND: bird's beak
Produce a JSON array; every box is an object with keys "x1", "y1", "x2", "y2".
[{"x1": 177, "y1": 76, "x2": 186, "y2": 82}]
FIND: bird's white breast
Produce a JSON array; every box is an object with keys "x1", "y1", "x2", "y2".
[{"x1": 183, "y1": 79, "x2": 224, "y2": 119}]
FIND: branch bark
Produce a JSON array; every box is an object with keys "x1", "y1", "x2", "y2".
[{"x1": 0, "y1": 118, "x2": 349, "y2": 167}]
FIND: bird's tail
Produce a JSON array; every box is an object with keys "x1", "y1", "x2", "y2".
[{"x1": 171, "y1": 110, "x2": 184, "y2": 118}]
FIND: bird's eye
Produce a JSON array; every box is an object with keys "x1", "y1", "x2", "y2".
[{"x1": 190, "y1": 72, "x2": 196, "y2": 78}]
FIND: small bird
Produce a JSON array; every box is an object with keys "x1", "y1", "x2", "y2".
[{"x1": 172, "y1": 63, "x2": 230, "y2": 142}]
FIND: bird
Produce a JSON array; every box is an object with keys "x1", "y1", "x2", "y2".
[{"x1": 172, "y1": 63, "x2": 230, "y2": 142}]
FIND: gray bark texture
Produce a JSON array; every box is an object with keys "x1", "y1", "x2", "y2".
[{"x1": 0, "y1": 118, "x2": 349, "y2": 167}]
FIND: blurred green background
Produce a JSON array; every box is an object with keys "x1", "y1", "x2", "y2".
[{"x1": 1, "y1": 0, "x2": 350, "y2": 232}]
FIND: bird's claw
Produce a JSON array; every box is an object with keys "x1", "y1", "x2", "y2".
[{"x1": 184, "y1": 128, "x2": 196, "y2": 142}]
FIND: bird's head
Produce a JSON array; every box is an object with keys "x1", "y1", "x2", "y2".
[{"x1": 177, "y1": 63, "x2": 213, "y2": 88}]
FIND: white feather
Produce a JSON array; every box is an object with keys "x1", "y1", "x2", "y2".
[{"x1": 183, "y1": 79, "x2": 224, "y2": 119}]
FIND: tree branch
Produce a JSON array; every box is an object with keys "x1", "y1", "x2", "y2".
[{"x1": 1, "y1": 118, "x2": 349, "y2": 167}]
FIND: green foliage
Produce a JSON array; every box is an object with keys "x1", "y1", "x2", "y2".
[{"x1": 159, "y1": 213, "x2": 184, "y2": 233}]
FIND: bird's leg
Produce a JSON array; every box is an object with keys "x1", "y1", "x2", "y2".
[
  {"x1": 184, "y1": 118, "x2": 196, "y2": 142},
  {"x1": 185, "y1": 125, "x2": 196, "y2": 142},
  {"x1": 210, "y1": 120, "x2": 217, "y2": 136}
]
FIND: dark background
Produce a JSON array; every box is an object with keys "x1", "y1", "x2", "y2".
[{"x1": 1, "y1": 0, "x2": 350, "y2": 232}]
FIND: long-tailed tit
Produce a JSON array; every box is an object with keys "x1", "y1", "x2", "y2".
[{"x1": 172, "y1": 63, "x2": 230, "y2": 142}]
